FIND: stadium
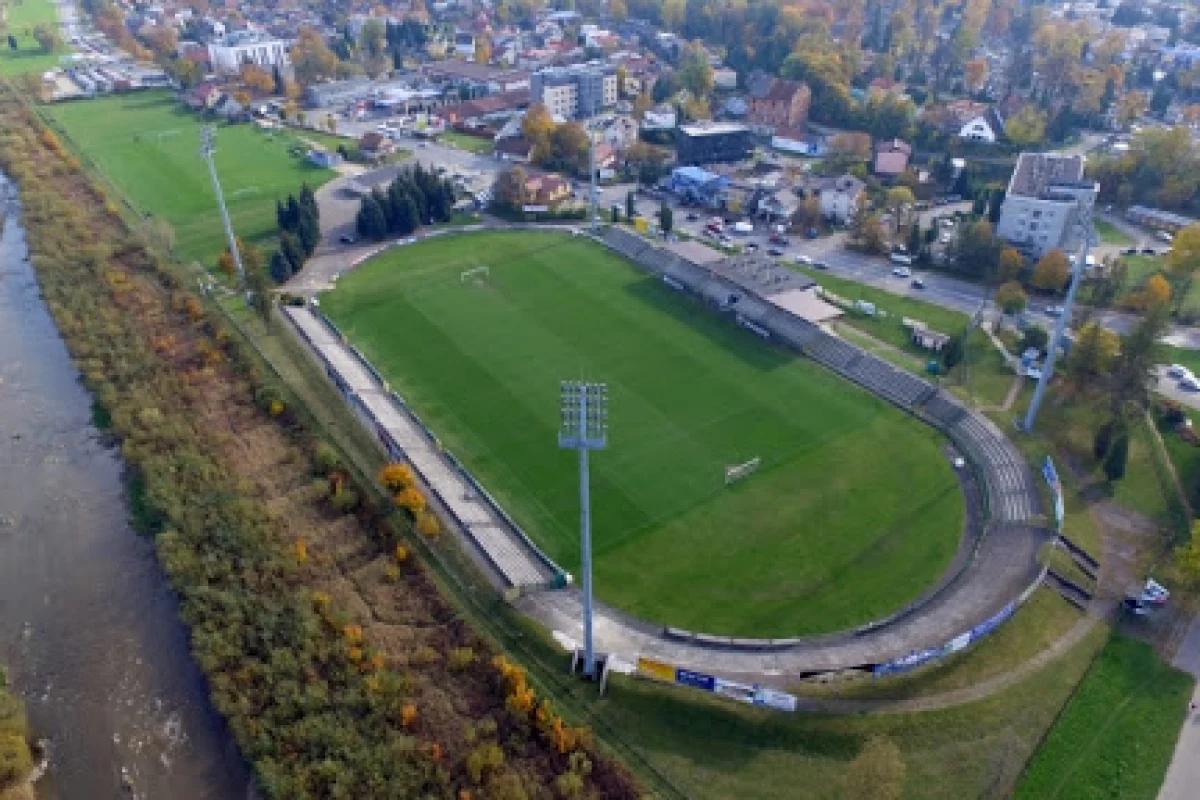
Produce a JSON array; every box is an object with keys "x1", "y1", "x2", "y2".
[{"x1": 310, "y1": 227, "x2": 1050, "y2": 651}]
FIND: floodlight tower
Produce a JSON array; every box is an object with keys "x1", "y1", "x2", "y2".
[
  {"x1": 588, "y1": 130, "x2": 599, "y2": 233},
  {"x1": 1024, "y1": 193, "x2": 1096, "y2": 431},
  {"x1": 199, "y1": 125, "x2": 245, "y2": 287},
  {"x1": 558, "y1": 380, "x2": 608, "y2": 678}
]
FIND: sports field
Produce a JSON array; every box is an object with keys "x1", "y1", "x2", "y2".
[
  {"x1": 322, "y1": 231, "x2": 964, "y2": 637},
  {"x1": 0, "y1": 0, "x2": 66, "y2": 76},
  {"x1": 42, "y1": 92, "x2": 335, "y2": 262}
]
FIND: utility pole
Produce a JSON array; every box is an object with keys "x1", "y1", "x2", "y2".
[
  {"x1": 199, "y1": 125, "x2": 245, "y2": 288},
  {"x1": 1024, "y1": 194, "x2": 1095, "y2": 431},
  {"x1": 558, "y1": 381, "x2": 608, "y2": 678}
]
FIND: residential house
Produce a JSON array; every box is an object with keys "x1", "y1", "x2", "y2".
[
  {"x1": 436, "y1": 89, "x2": 531, "y2": 129},
  {"x1": 358, "y1": 131, "x2": 397, "y2": 160},
  {"x1": 601, "y1": 115, "x2": 638, "y2": 149},
  {"x1": 873, "y1": 139, "x2": 912, "y2": 177},
  {"x1": 184, "y1": 82, "x2": 223, "y2": 111},
  {"x1": 747, "y1": 78, "x2": 811, "y2": 136},
  {"x1": 495, "y1": 136, "x2": 534, "y2": 162},
  {"x1": 754, "y1": 186, "x2": 801, "y2": 222},
  {"x1": 641, "y1": 104, "x2": 677, "y2": 131},
  {"x1": 523, "y1": 172, "x2": 571, "y2": 205},
  {"x1": 817, "y1": 174, "x2": 866, "y2": 224}
]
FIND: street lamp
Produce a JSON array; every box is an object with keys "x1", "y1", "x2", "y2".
[
  {"x1": 1024, "y1": 193, "x2": 1096, "y2": 431},
  {"x1": 558, "y1": 381, "x2": 608, "y2": 678}
]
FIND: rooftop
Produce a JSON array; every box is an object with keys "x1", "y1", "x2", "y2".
[
  {"x1": 707, "y1": 253, "x2": 816, "y2": 296},
  {"x1": 422, "y1": 60, "x2": 529, "y2": 84},
  {"x1": 1008, "y1": 152, "x2": 1086, "y2": 199},
  {"x1": 678, "y1": 121, "x2": 750, "y2": 137},
  {"x1": 214, "y1": 29, "x2": 282, "y2": 47}
]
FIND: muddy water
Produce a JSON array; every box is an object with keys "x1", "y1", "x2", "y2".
[{"x1": 0, "y1": 177, "x2": 254, "y2": 799}]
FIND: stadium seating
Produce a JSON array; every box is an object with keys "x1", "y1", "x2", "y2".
[{"x1": 949, "y1": 413, "x2": 1039, "y2": 523}]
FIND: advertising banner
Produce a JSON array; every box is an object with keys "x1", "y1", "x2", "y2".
[
  {"x1": 1043, "y1": 456, "x2": 1065, "y2": 531},
  {"x1": 753, "y1": 687, "x2": 799, "y2": 712},
  {"x1": 636, "y1": 657, "x2": 676, "y2": 684},
  {"x1": 675, "y1": 668, "x2": 717, "y2": 692},
  {"x1": 968, "y1": 602, "x2": 1016, "y2": 643}
]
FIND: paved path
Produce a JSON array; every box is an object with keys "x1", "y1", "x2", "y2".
[{"x1": 1159, "y1": 614, "x2": 1200, "y2": 800}]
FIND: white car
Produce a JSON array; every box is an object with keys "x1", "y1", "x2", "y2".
[
  {"x1": 1167, "y1": 364, "x2": 1194, "y2": 380},
  {"x1": 891, "y1": 266, "x2": 912, "y2": 278},
  {"x1": 1045, "y1": 304, "x2": 1065, "y2": 317},
  {"x1": 1026, "y1": 366, "x2": 1044, "y2": 381},
  {"x1": 1181, "y1": 376, "x2": 1200, "y2": 392},
  {"x1": 794, "y1": 254, "x2": 814, "y2": 265}
]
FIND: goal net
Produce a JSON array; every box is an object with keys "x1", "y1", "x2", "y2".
[
  {"x1": 724, "y1": 457, "x2": 761, "y2": 486},
  {"x1": 460, "y1": 265, "x2": 490, "y2": 284}
]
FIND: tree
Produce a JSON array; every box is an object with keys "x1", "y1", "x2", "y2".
[
  {"x1": 1032, "y1": 250, "x2": 1071, "y2": 292},
  {"x1": 492, "y1": 166, "x2": 528, "y2": 210},
  {"x1": 659, "y1": 202, "x2": 673, "y2": 234},
  {"x1": 626, "y1": 191, "x2": 636, "y2": 221},
  {"x1": 906, "y1": 222, "x2": 921, "y2": 257},
  {"x1": 474, "y1": 36, "x2": 492, "y2": 65},
  {"x1": 1127, "y1": 273, "x2": 1172, "y2": 311},
  {"x1": 1104, "y1": 430, "x2": 1130, "y2": 482},
  {"x1": 843, "y1": 735, "x2": 905, "y2": 800},
  {"x1": 964, "y1": 58, "x2": 988, "y2": 94},
  {"x1": 1094, "y1": 418, "x2": 1120, "y2": 460},
  {"x1": 678, "y1": 41, "x2": 714, "y2": 98},
  {"x1": 661, "y1": 0, "x2": 686, "y2": 30},
  {"x1": 987, "y1": 187, "x2": 1006, "y2": 225},
  {"x1": 239, "y1": 63, "x2": 276, "y2": 96},
  {"x1": 290, "y1": 27, "x2": 339, "y2": 85},
  {"x1": 32, "y1": 23, "x2": 62, "y2": 53},
  {"x1": 1019, "y1": 326, "x2": 1049, "y2": 354},
  {"x1": 1115, "y1": 91, "x2": 1148, "y2": 127},
  {"x1": 1107, "y1": 303, "x2": 1170, "y2": 416},
  {"x1": 1005, "y1": 106, "x2": 1047, "y2": 148},
  {"x1": 632, "y1": 92, "x2": 653, "y2": 120},
  {"x1": 997, "y1": 248, "x2": 1024, "y2": 282},
  {"x1": 1166, "y1": 223, "x2": 1200, "y2": 311},
  {"x1": 1065, "y1": 323, "x2": 1121, "y2": 396},
  {"x1": 829, "y1": 132, "x2": 873, "y2": 160},
  {"x1": 279, "y1": 231, "x2": 306, "y2": 274},
  {"x1": 269, "y1": 249, "x2": 292, "y2": 283},
  {"x1": 952, "y1": 220, "x2": 1002, "y2": 280},
  {"x1": 996, "y1": 281, "x2": 1028, "y2": 314},
  {"x1": 361, "y1": 18, "x2": 386, "y2": 59},
  {"x1": 884, "y1": 186, "x2": 916, "y2": 224}
]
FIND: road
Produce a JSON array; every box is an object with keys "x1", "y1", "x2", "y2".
[{"x1": 1158, "y1": 615, "x2": 1200, "y2": 800}]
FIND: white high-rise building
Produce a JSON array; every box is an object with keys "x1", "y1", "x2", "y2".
[
  {"x1": 207, "y1": 30, "x2": 290, "y2": 76},
  {"x1": 530, "y1": 62, "x2": 617, "y2": 120},
  {"x1": 996, "y1": 153, "x2": 1097, "y2": 259}
]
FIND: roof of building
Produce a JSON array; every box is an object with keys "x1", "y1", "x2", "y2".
[
  {"x1": 422, "y1": 60, "x2": 529, "y2": 84},
  {"x1": 1008, "y1": 153, "x2": 1086, "y2": 198},
  {"x1": 495, "y1": 136, "x2": 533, "y2": 157},
  {"x1": 358, "y1": 131, "x2": 392, "y2": 151},
  {"x1": 1127, "y1": 205, "x2": 1198, "y2": 227},
  {"x1": 708, "y1": 253, "x2": 816, "y2": 296},
  {"x1": 678, "y1": 121, "x2": 749, "y2": 137},
  {"x1": 672, "y1": 165, "x2": 725, "y2": 184},
  {"x1": 875, "y1": 138, "x2": 912, "y2": 155},
  {"x1": 757, "y1": 78, "x2": 809, "y2": 105},
  {"x1": 438, "y1": 89, "x2": 530, "y2": 119}
]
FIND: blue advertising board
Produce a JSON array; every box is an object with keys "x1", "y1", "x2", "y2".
[{"x1": 675, "y1": 668, "x2": 717, "y2": 692}]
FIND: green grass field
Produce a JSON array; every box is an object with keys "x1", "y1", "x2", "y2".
[
  {"x1": 0, "y1": 0, "x2": 66, "y2": 76},
  {"x1": 322, "y1": 231, "x2": 964, "y2": 637},
  {"x1": 440, "y1": 130, "x2": 494, "y2": 154},
  {"x1": 1015, "y1": 634, "x2": 1193, "y2": 800},
  {"x1": 43, "y1": 92, "x2": 335, "y2": 263},
  {"x1": 1094, "y1": 218, "x2": 1133, "y2": 246}
]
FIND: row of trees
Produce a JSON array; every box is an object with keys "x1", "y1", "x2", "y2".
[
  {"x1": 520, "y1": 104, "x2": 592, "y2": 177},
  {"x1": 355, "y1": 165, "x2": 457, "y2": 240},
  {"x1": 268, "y1": 185, "x2": 320, "y2": 283}
]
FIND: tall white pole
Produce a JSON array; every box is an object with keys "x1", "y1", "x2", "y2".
[
  {"x1": 1024, "y1": 195, "x2": 1094, "y2": 431},
  {"x1": 200, "y1": 126, "x2": 245, "y2": 288},
  {"x1": 589, "y1": 130, "x2": 598, "y2": 233},
  {"x1": 578, "y1": 395, "x2": 595, "y2": 678}
]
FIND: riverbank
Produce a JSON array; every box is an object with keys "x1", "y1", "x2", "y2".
[{"x1": 0, "y1": 667, "x2": 33, "y2": 800}]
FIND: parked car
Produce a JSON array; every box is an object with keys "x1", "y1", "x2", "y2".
[
  {"x1": 891, "y1": 265, "x2": 912, "y2": 277},
  {"x1": 769, "y1": 233, "x2": 790, "y2": 246},
  {"x1": 1045, "y1": 304, "x2": 1064, "y2": 317},
  {"x1": 813, "y1": 260, "x2": 828, "y2": 270},
  {"x1": 767, "y1": 247, "x2": 784, "y2": 256},
  {"x1": 806, "y1": 228, "x2": 819, "y2": 239},
  {"x1": 1157, "y1": 230, "x2": 1174, "y2": 243},
  {"x1": 911, "y1": 278, "x2": 925, "y2": 290},
  {"x1": 795, "y1": 254, "x2": 814, "y2": 265},
  {"x1": 890, "y1": 252, "x2": 913, "y2": 266},
  {"x1": 745, "y1": 242, "x2": 759, "y2": 251},
  {"x1": 339, "y1": 234, "x2": 356, "y2": 244},
  {"x1": 685, "y1": 212, "x2": 698, "y2": 221},
  {"x1": 1168, "y1": 364, "x2": 1194, "y2": 380},
  {"x1": 1142, "y1": 247, "x2": 1158, "y2": 255},
  {"x1": 1181, "y1": 376, "x2": 1200, "y2": 392}
]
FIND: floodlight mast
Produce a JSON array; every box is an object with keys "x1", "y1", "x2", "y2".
[
  {"x1": 558, "y1": 381, "x2": 608, "y2": 678},
  {"x1": 1023, "y1": 192, "x2": 1095, "y2": 431},
  {"x1": 199, "y1": 125, "x2": 245, "y2": 288}
]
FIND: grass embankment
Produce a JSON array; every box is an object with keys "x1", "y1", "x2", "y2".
[
  {"x1": 0, "y1": 87, "x2": 638, "y2": 799},
  {"x1": 1016, "y1": 634, "x2": 1193, "y2": 800},
  {"x1": 0, "y1": 668, "x2": 32, "y2": 800},
  {"x1": 41, "y1": 92, "x2": 335, "y2": 263},
  {"x1": 439, "y1": 130, "x2": 494, "y2": 154},
  {"x1": 1093, "y1": 218, "x2": 1133, "y2": 246},
  {"x1": 0, "y1": 0, "x2": 64, "y2": 77},
  {"x1": 322, "y1": 231, "x2": 964, "y2": 638},
  {"x1": 794, "y1": 266, "x2": 1019, "y2": 408}
]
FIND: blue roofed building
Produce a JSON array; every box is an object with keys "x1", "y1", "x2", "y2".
[{"x1": 667, "y1": 166, "x2": 731, "y2": 208}]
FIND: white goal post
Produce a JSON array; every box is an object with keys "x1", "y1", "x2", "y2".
[
  {"x1": 725, "y1": 457, "x2": 761, "y2": 486},
  {"x1": 460, "y1": 265, "x2": 490, "y2": 283}
]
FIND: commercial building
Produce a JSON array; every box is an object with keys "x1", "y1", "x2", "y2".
[
  {"x1": 530, "y1": 63, "x2": 618, "y2": 120},
  {"x1": 996, "y1": 153, "x2": 1097, "y2": 259},
  {"x1": 666, "y1": 166, "x2": 730, "y2": 208},
  {"x1": 1126, "y1": 205, "x2": 1197, "y2": 234},
  {"x1": 674, "y1": 122, "x2": 753, "y2": 165},
  {"x1": 207, "y1": 30, "x2": 289, "y2": 76}
]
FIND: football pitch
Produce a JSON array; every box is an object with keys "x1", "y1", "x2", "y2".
[
  {"x1": 42, "y1": 92, "x2": 335, "y2": 263},
  {"x1": 322, "y1": 231, "x2": 965, "y2": 637}
]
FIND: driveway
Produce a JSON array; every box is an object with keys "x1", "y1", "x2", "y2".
[{"x1": 1158, "y1": 615, "x2": 1200, "y2": 800}]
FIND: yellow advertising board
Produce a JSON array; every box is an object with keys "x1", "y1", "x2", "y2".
[
  {"x1": 634, "y1": 217, "x2": 649, "y2": 233},
  {"x1": 636, "y1": 656, "x2": 676, "y2": 683}
]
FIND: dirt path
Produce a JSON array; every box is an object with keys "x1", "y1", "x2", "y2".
[{"x1": 799, "y1": 615, "x2": 1101, "y2": 715}]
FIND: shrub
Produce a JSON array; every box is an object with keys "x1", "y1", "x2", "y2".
[
  {"x1": 416, "y1": 511, "x2": 440, "y2": 537},
  {"x1": 448, "y1": 647, "x2": 476, "y2": 670},
  {"x1": 395, "y1": 486, "x2": 426, "y2": 514},
  {"x1": 379, "y1": 463, "x2": 415, "y2": 492},
  {"x1": 1104, "y1": 432, "x2": 1130, "y2": 482},
  {"x1": 466, "y1": 742, "x2": 505, "y2": 784},
  {"x1": 330, "y1": 486, "x2": 359, "y2": 513},
  {"x1": 312, "y1": 441, "x2": 341, "y2": 475}
]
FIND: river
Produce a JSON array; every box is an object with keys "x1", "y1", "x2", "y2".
[{"x1": 0, "y1": 176, "x2": 253, "y2": 799}]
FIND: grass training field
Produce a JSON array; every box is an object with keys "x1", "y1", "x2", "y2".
[
  {"x1": 1015, "y1": 634, "x2": 1193, "y2": 800},
  {"x1": 322, "y1": 231, "x2": 964, "y2": 637},
  {"x1": 0, "y1": 0, "x2": 65, "y2": 76},
  {"x1": 43, "y1": 92, "x2": 335, "y2": 262}
]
